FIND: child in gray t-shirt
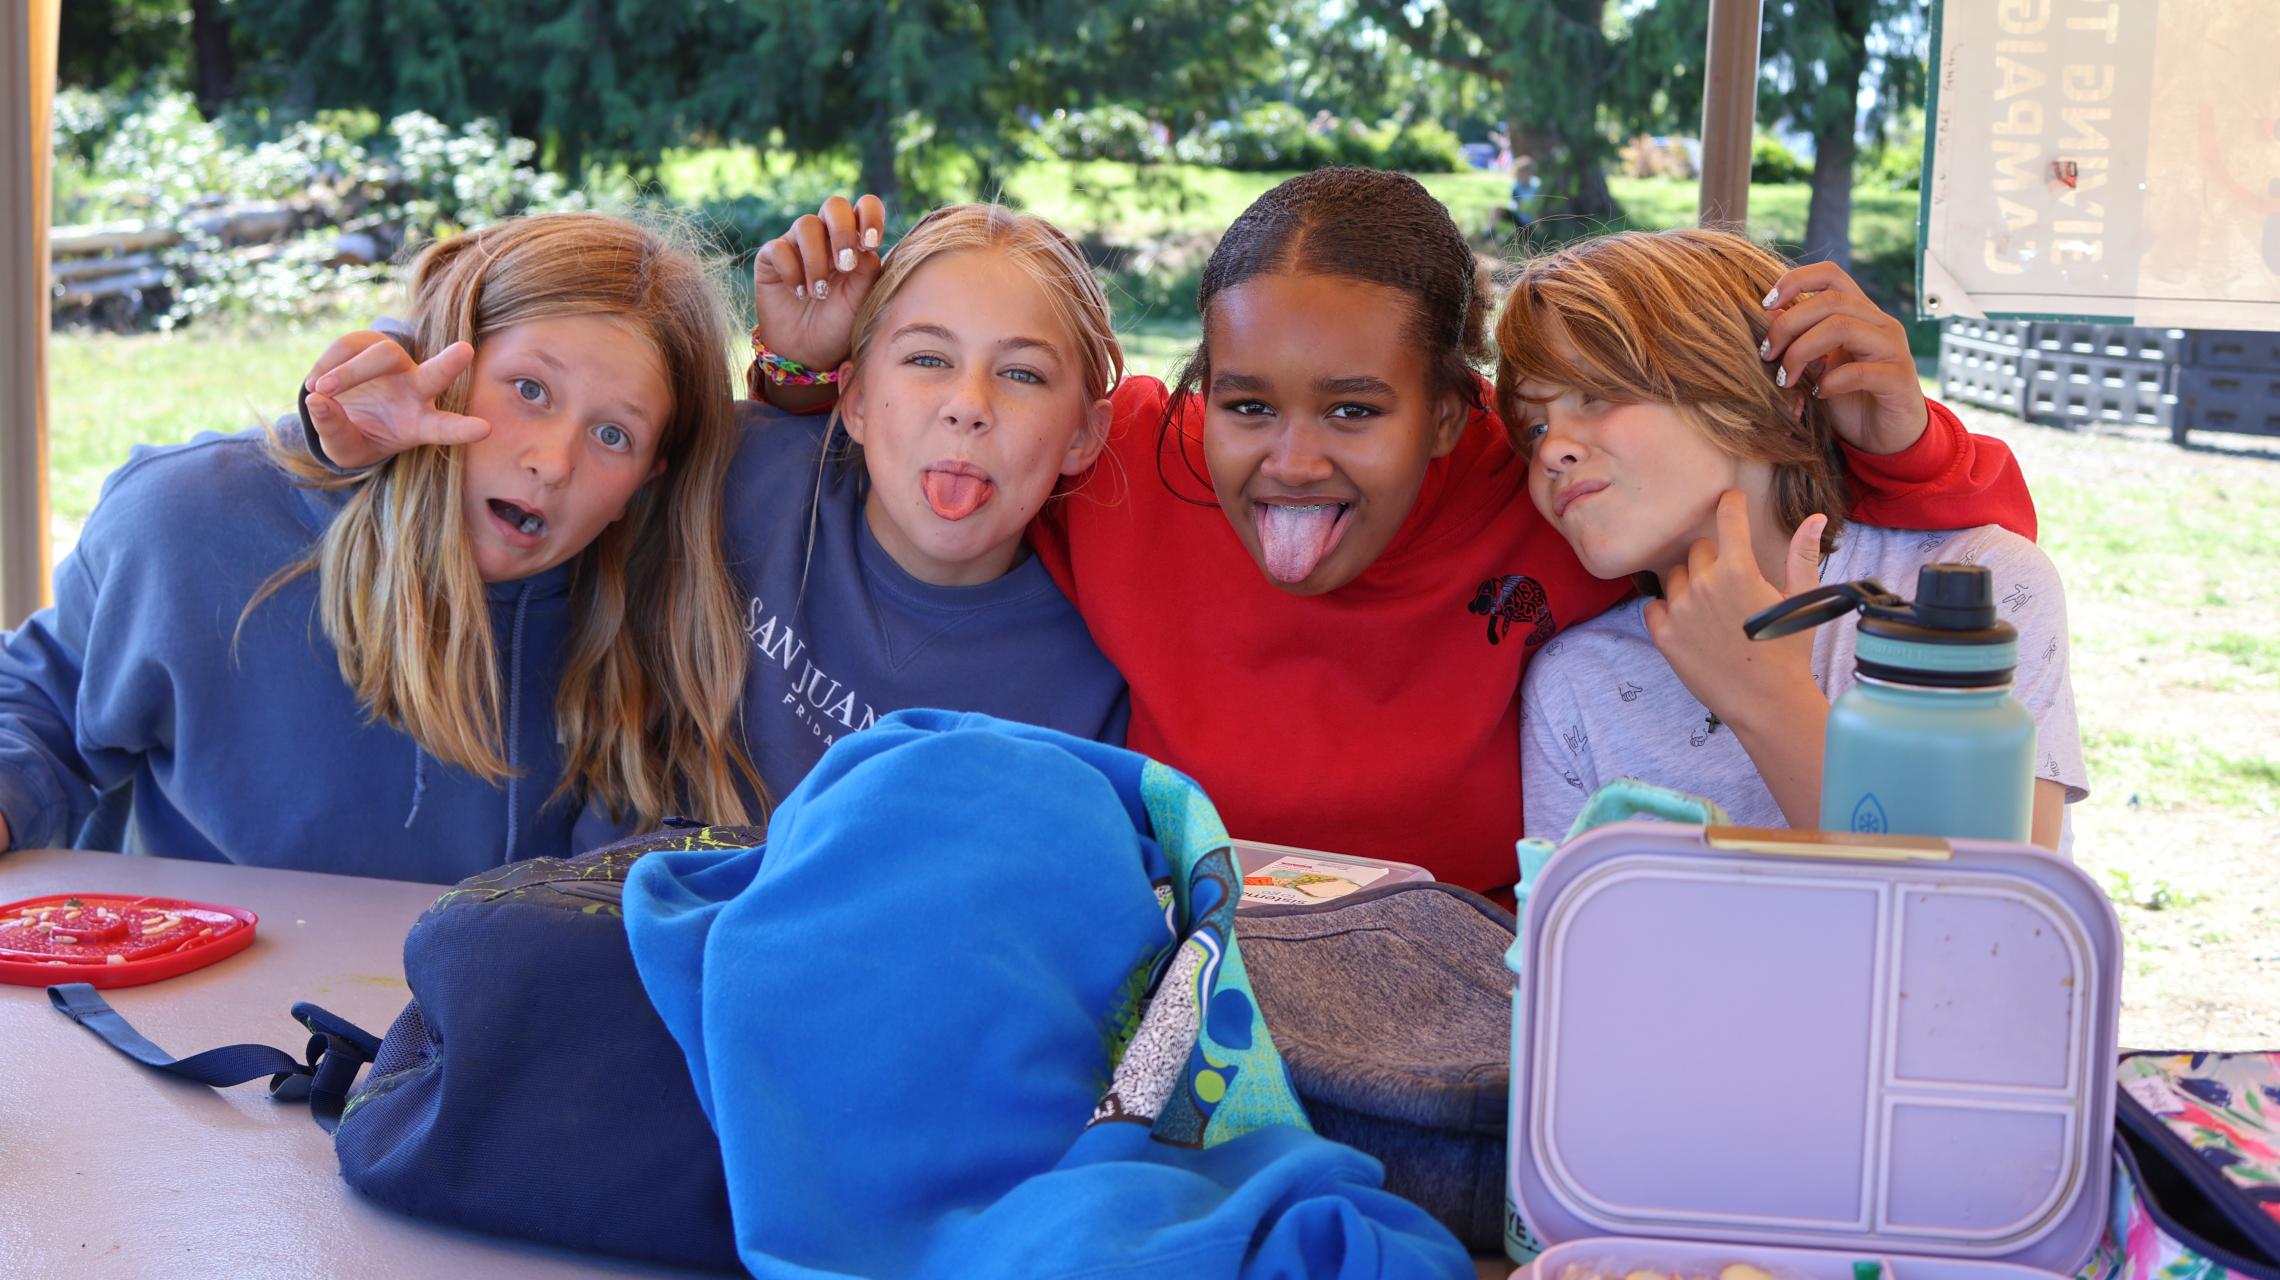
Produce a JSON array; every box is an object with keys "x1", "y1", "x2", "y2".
[{"x1": 1494, "y1": 229, "x2": 2085, "y2": 853}]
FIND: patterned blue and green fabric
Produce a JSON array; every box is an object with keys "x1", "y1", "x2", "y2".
[{"x1": 623, "y1": 708, "x2": 1470, "y2": 1280}]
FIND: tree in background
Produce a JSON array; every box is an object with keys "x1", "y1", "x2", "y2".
[
  {"x1": 1278, "y1": 5, "x2": 1504, "y2": 141},
  {"x1": 62, "y1": 0, "x2": 246, "y2": 120},
  {"x1": 1753, "y1": 0, "x2": 1927, "y2": 269},
  {"x1": 61, "y1": 0, "x2": 1281, "y2": 207},
  {"x1": 1629, "y1": 0, "x2": 1927, "y2": 267},
  {"x1": 1353, "y1": 0, "x2": 1616, "y2": 218},
  {"x1": 1349, "y1": 0, "x2": 1710, "y2": 223},
  {"x1": 234, "y1": 0, "x2": 725, "y2": 180},
  {"x1": 726, "y1": 0, "x2": 1279, "y2": 205},
  {"x1": 188, "y1": 0, "x2": 238, "y2": 117}
]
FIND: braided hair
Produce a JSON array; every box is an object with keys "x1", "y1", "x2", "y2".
[{"x1": 1171, "y1": 167, "x2": 1490, "y2": 421}]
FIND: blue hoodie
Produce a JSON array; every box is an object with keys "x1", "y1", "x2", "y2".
[
  {"x1": 623, "y1": 709, "x2": 1471, "y2": 1279},
  {"x1": 0, "y1": 431, "x2": 582, "y2": 880}
]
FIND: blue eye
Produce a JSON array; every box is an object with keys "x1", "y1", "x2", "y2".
[
  {"x1": 593, "y1": 423, "x2": 631, "y2": 452},
  {"x1": 514, "y1": 378, "x2": 547, "y2": 406},
  {"x1": 1003, "y1": 367, "x2": 1043, "y2": 385},
  {"x1": 909, "y1": 353, "x2": 948, "y2": 369}
]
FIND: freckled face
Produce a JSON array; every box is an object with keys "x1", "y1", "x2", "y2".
[
  {"x1": 458, "y1": 314, "x2": 671, "y2": 583},
  {"x1": 840, "y1": 249, "x2": 1111, "y2": 587},
  {"x1": 1199, "y1": 273, "x2": 1465, "y2": 595}
]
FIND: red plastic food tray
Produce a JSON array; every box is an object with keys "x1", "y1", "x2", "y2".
[{"x1": 0, "y1": 893, "x2": 258, "y2": 988}]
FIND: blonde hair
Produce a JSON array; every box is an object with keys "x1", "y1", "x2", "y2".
[
  {"x1": 831, "y1": 203, "x2": 1124, "y2": 471},
  {"x1": 1494, "y1": 228, "x2": 1849, "y2": 556},
  {"x1": 258, "y1": 211, "x2": 761, "y2": 829}
]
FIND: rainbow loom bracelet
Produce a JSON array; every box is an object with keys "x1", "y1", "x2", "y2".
[{"x1": 751, "y1": 330, "x2": 842, "y2": 387}]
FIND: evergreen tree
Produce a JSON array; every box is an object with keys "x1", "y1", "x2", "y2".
[
  {"x1": 719, "y1": 0, "x2": 1278, "y2": 204},
  {"x1": 1629, "y1": 0, "x2": 1928, "y2": 266},
  {"x1": 1351, "y1": 0, "x2": 1628, "y2": 220},
  {"x1": 1755, "y1": 0, "x2": 1927, "y2": 268},
  {"x1": 243, "y1": 0, "x2": 725, "y2": 178}
]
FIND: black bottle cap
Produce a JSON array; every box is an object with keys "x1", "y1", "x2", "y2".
[{"x1": 1908, "y1": 563, "x2": 1998, "y2": 631}]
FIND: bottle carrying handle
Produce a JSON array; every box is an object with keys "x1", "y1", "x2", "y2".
[{"x1": 1743, "y1": 579, "x2": 1904, "y2": 641}]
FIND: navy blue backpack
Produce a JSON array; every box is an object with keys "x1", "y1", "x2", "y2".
[{"x1": 49, "y1": 823, "x2": 758, "y2": 1271}]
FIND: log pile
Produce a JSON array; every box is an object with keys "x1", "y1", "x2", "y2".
[{"x1": 48, "y1": 192, "x2": 406, "y2": 329}]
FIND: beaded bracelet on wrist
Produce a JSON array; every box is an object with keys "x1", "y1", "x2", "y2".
[{"x1": 752, "y1": 328, "x2": 842, "y2": 387}]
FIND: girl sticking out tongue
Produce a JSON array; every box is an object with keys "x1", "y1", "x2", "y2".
[{"x1": 797, "y1": 207, "x2": 1114, "y2": 589}]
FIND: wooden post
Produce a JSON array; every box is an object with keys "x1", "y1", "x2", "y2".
[
  {"x1": 1698, "y1": 0, "x2": 1765, "y2": 229},
  {"x1": 2, "y1": 1, "x2": 58, "y2": 627}
]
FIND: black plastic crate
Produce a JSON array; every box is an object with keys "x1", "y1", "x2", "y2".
[
  {"x1": 2019, "y1": 350, "x2": 2176, "y2": 429},
  {"x1": 2171, "y1": 366, "x2": 2280, "y2": 442},
  {"x1": 1937, "y1": 333, "x2": 2029, "y2": 416},
  {"x1": 2183, "y1": 330, "x2": 2280, "y2": 372},
  {"x1": 2028, "y1": 321, "x2": 2189, "y2": 365},
  {"x1": 1943, "y1": 317, "x2": 2034, "y2": 348}
]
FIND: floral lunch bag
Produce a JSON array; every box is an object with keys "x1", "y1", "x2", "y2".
[{"x1": 2080, "y1": 1050, "x2": 2280, "y2": 1280}]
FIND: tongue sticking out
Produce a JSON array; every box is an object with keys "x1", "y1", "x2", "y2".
[
  {"x1": 1256, "y1": 503, "x2": 1343, "y2": 584},
  {"x1": 922, "y1": 470, "x2": 993, "y2": 521}
]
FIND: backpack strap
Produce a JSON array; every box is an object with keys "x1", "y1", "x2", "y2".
[{"x1": 48, "y1": 983, "x2": 381, "y2": 1133}]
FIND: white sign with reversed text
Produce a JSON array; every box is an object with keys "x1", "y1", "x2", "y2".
[{"x1": 1922, "y1": 0, "x2": 2280, "y2": 329}]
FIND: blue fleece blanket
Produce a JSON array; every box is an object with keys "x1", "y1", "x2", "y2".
[{"x1": 623, "y1": 709, "x2": 1470, "y2": 1279}]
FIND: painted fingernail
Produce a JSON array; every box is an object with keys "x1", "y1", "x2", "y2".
[
  {"x1": 1775, "y1": 366, "x2": 1789, "y2": 388},
  {"x1": 794, "y1": 284, "x2": 806, "y2": 301},
  {"x1": 1762, "y1": 288, "x2": 1780, "y2": 308},
  {"x1": 1758, "y1": 338, "x2": 1771, "y2": 360},
  {"x1": 813, "y1": 279, "x2": 829, "y2": 301},
  {"x1": 837, "y1": 248, "x2": 856, "y2": 272},
  {"x1": 863, "y1": 228, "x2": 881, "y2": 249}
]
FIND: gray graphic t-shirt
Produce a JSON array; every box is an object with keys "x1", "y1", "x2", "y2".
[{"x1": 1519, "y1": 523, "x2": 2088, "y2": 855}]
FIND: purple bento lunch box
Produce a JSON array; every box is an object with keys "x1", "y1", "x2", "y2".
[{"x1": 1506, "y1": 823, "x2": 2124, "y2": 1280}]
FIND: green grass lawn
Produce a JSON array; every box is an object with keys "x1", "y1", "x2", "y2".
[
  {"x1": 2031, "y1": 442, "x2": 2280, "y2": 812},
  {"x1": 47, "y1": 294, "x2": 385, "y2": 528}
]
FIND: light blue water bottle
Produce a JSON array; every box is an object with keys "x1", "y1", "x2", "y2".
[{"x1": 1744, "y1": 563, "x2": 2035, "y2": 842}]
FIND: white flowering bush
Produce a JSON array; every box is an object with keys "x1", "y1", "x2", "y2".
[
  {"x1": 52, "y1": 91, "x2": 578, "y2": 329},
  {"x1": 1032, "y1": 106, "x2": 1170, "y2": 165}
]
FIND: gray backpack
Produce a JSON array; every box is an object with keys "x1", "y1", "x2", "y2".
[{"x1": 1239, "y1": 881, "x2": 1516, "y2": 1252}]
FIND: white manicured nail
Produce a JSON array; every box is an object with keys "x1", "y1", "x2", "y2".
[
  {"x1": 863, "y1": 228, "x2": 881, "y2": 249},
  {"x1": 1762, "y1": 288, "x2": 1780, "y2": 308},
  {"x1": 1758, "y1": 338, "x2": 1771, "y2": 360},
  {"x1": 837, "y1": 248, "x2": 855, "y2": 272},
  {"x1": 812, "y1": 279, "x2": 829, "y2": 300},
  {"x1": 794, "y1": 284, "x2": 806, "y2": 301},
  {"x1": 1775, "y1": 366, "x2": 1789, "y2": 388}
]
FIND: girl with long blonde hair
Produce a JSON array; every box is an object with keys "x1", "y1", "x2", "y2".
[{"x1": 0, "y1": 212, "x2": 758, "y2": 878}]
